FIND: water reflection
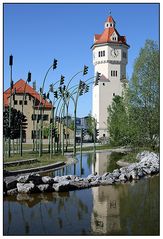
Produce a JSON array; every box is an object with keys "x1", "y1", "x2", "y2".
[
  {"x1": 91, "y1": 185, "x2": 121, "y2": 234},
  {"x1": 48, "y1": 151, "x2": 123, "y2": 178},
  {"x1": 4, "y1": 175, "x2": 159, "y2": 235},
  {"x1": 91, "y1": 176, "x2": 159, "y2": 235}
]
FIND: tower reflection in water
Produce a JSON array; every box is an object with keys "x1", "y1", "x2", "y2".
[{"x1": 91, "y1": 152, "x2": 121, "y2": 234}]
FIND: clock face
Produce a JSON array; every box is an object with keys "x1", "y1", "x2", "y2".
[{"x1": 111, "y1": 49, "x2": 119, "y2": 57}]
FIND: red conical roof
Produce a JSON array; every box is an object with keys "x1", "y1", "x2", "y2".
[{"x1": 106, "y1": 15, "x2": 115, "y2": 23}]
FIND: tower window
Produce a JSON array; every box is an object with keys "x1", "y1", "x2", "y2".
[
  {"x1": 14, "y1": 100, "x2": 17, "y2": 105},
  {"x1": 113, "y1": 93, "x2": 115, "y2": 96},
  {"x1": 110, "y1": 23, "x2": 112, "y2": 27},
  {"x1": 98, "y1": 50, "x2": 105, "y2": 58},
  {"x1": 111, "y1": 70, "x2": 117, "y2": 77},
  {"x1": 103, "y1": 83, "x2": 105, "y2": 86}
]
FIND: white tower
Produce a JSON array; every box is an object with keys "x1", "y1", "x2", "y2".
[{"x1": 92, "y1": 14, "x2": 130, "y2": 139}]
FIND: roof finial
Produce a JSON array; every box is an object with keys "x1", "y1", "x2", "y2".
[{"x1": 109, "y1": 10, "x2": 112, "y2": 16}]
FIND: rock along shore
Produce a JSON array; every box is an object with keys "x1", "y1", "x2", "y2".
[{"x1": 4, "y1": 151, "x2": 159, "y2": 195}]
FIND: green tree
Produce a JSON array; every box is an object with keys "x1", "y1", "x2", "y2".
[
  {"x1": 129, "y1": 39, "x2": 159, "y2": 148},
  {"x1": 107, "y1": 95, "x2": 130, "y2": 146},
  {"x1": 86, "y1": 113, "x2": 95, "y2": 141},
  {"x1": 107, "y1": 40, "x2": 159, "y2": 149}
]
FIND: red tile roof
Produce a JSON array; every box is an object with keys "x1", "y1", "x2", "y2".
[
  {"x1": 93, "y1": 16, "x2": 129, "y2": 47},
  {"x1": 4, "y1": 79, "x2": 52, "y2": 109},
  {"x1": 94, "y1": 27, "x2": 128, "y2": 46}
]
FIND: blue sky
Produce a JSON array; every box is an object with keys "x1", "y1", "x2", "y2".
[{"x1": 3, "y1": 3, "x2": 159, "y2": 117}]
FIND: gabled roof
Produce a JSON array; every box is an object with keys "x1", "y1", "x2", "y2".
[
  {"x1": 3, "y1": 79, "x2": 52, "y2": 109},
  {"x1": 93, "y1": 15, "x2": 129, "y2": 47},
  {"x1": 94, "y1": 27, "x2": 128, "y2": 46}
]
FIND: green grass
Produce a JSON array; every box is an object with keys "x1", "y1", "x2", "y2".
[
  {"x1": 4, "y1": 151, "x2": 67, "y2": 171},
  {"x1": 120, "y1": 152, "x2": 138, "y2": 163}
]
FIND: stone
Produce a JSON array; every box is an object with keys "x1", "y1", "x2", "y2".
[
  {"x1": 112, "y1": 169, "x2": 120, "y2": 178},
  {"x1": 53, "y1": 176, "x2": 61, "y2": 183},
  {"x1": 37, "y1": 184, "x2": 54, "y2": 193},
  {"x1": 143, "y1": 168, "x2": 151, "y2": 175},
  {"x1": 17, "y1": 182, "x2": 36, "y2": 194},
  {"x1": 17, "y1": 174, "x2": 42, "y2": 185},
  {"x1": 90, "y1": 180, "x2": 100, "y2": 187},
  {"x1": 137, "y1": 168, "x2": 144, "y2": 178},
  {"x1": 127, "y1": 163, "x2": 137, "y2": 172},
  {"x1": 87, "y1": 174, "x2": 98, "y2": 182},
  {"x1": 7, "y1": 188, "x2": 18, "y2": 195},
  {"x1": 100, "y1": 177, "x2": 113, "y2": 185},
  {"x1": 4, "y1": 177, "x2": 17, "y2": 190},
  {"x1": 150, "y1": 165, "x2": 159, "y2": 174},
  {"x1": 119, "y1": 174, "x2": 127, "y2": 181},
  {"x1": 53, "y1": 180, "x2": 70, "y2": 192},
  {"x1": 102, "y1": 172, "x2": 110, "y2": 178},
  {"x1": 17, "y1": 175, "x2": 30, "y2": 183},
  {"x1": 136, "y1": 151, "x2": 150, "y2": 161},
  {"x1": 42, "y1": 176, "x2": 54, "y2": 185},
  {"x1": 128, "y1": 170, "x2": 139, "y2": 180}
]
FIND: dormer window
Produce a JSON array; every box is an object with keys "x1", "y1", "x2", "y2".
[{"x1": 112, "y1": 37, "x2": 117, "y2": 41}]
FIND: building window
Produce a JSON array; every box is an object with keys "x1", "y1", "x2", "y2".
[
  {"x1": 32, "y1": 114, "x2": 36, "y2": 120},
  {"x1": 14, "y1": 100, "x2": 17, "y2": 105},
  {"x1": 113, "y1": 93, "x2": 115, "y2": 96},
  {"x1": 29, "y1": 95, "x2": 31, "y2": 100},
  {"x1": 103, "y1": 134, "x2": 105, "y2": 137},
  {"x1": 43, "y1": 114, "x2": 49, "y2": 121},
  {"x1": 24, "y1": 100, "x2": 27, "y2": 105},
  {"x1": 19, "y1": 100, "x2": 22, "y2": 105},
  {"x1": 111, "y1": 70, "x2": 117, "y2": 77},
  {"x1": 98, "y1": 51, "x2": 105, "y2": 57},
  {"x1": 103, "y1": 83, "x2": 105, "y2": 86},
  {"x1": 31, "y1": 130, "x2": 39, "y2": 139}
]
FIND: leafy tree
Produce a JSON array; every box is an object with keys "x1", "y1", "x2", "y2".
[
  {"x1": 129, "y1": 40, "x2": 159, "y2": 147},
  {"x1": 107, "y1": 95, "x2": 130, "y2": 146},
  {"x1": 86, "y1": 113, "x2": 95, "y2": 141},
  {"x1": 3, "y1": 108, "x2": 27, "y2": 140},
  {"x1": 69, "y1": 119, "x2": 74, "y2": 131},
  {"x1": 107, "y1": 40, "x2": 159, "y2": 149}
]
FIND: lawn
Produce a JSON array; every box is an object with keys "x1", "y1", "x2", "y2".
[{"x1": 4, "y1": 151, "x2": 67, "y2": 171}]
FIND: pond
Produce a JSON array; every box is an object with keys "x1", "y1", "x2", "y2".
[
  {"x1": 46, "y1": 151, "x2": 124, "y2": 178},
  {"x1": 3, "y1": 151, "x2": 160, "y2": 235}
]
